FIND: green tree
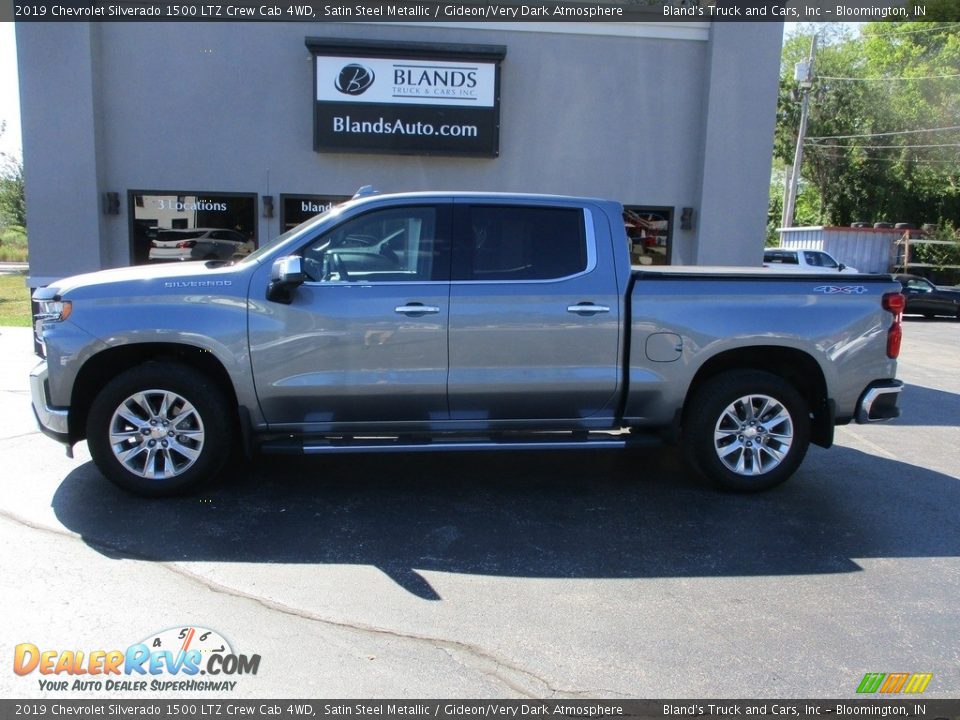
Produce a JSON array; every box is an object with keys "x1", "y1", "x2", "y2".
[
  {"x1": 0, "y1": 160, "x2": 25, "y2": 230},
  {"x1": 0, "y1": 122, "x2": 26, "y2": 230},
  {"x1": 768, "y1": 165, "x2": 821, "y2": 244},
  {"x1": 912, "y1": 222, "x2": 960, "y2": 270},
  {"x1": 775, "y1": 22, "x2": 960, "y2": 228}
]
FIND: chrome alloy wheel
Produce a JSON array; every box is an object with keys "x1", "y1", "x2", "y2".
[
  {"x1": 108, "y1": 389, "x2": 206, "y2": 480},
  {"x1": 713, "y1": 393, "x2": 794, "y2": 476}
]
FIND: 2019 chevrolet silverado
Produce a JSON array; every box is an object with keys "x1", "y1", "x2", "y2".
[{"x1": 31, "y1": 192, "x2": 904, "y2": 495}]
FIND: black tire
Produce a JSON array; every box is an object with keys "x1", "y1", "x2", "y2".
[
  {"x1": 86, "y1": 362, "x2": 233, "y2": 496},
  {"x1": 683, "y1": 370, "x2": 810, "y2": 492}
]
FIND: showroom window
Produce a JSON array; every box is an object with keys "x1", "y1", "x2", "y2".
[
  {"x1": 280, "y1": 194, "x2": 351, "y2": 232},
  {"x1": 128, "y1": 191, "x2": 257, "y2": 265},
  {"x1": 624, "y1": 207, "x2": 672, "y2": 266}
]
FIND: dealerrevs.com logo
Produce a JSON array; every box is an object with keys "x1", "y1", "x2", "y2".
[
  {"x1": 335, "y1": 63, "x2": 375, "y2": 95},
  {"x1": 13, "y1": 626, "x2": 260, "y2": 693},
  {"x1": 857, "y1": 672, "x2": 933, "y2": 694}
]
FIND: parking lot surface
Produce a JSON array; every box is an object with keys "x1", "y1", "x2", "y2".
[{"x1": 1, "y1": 319, "x2": 958, "y2": 698}]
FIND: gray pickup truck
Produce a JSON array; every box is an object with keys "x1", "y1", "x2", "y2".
[{"x1": 31, "y1": 191, "x2": 905, "y2": 496}]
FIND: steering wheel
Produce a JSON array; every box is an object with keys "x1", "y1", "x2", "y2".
[
  {"x1": 321, "y1": 252, "x2": 349, "y2": 282},
  {"x1": 377, "y1": 239, "x2": 400, "y2": 266},
  {"x1": 302, "y1": 255, "x2": 323, "y2": 282}
]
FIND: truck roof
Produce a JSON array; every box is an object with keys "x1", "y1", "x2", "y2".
[{"x1": 347, "y1": 190, "x2": 622, "y2": 206}]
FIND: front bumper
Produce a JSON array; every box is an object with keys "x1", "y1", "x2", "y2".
[
  {"x1": 855, "y1": 379, "x2": 903, "y2": 424},
  {"x1": 30, "y1": 360, "x2": 71, "y2": 444}
]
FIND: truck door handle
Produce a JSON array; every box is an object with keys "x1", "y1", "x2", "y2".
[
  {"x1": 567, "y1": 303, "x2": 611, "y2": 315},
  {"x1": 395, "y1": 304, "x2": 441, "y2": 316}
]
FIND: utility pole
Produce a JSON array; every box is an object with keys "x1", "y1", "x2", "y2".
[{"x1": 782, "y1": 33, "x2": 818, "y2": 230}]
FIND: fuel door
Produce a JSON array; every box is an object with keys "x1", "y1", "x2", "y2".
[{"x1": 645, "y1": 332, "x2": 683, "y2": 363}]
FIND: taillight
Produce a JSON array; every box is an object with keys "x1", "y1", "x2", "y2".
[
  {"x1": 882, "y1": 293, "x2": 905, "y2": 315},
  {"x1": 882, "y1": 292, "x2": 904, "y2": 359},
  {"x1": 176, "y1": 240, "x2": 197, "y2": 249}
]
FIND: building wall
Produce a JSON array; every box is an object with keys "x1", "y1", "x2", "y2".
[
  {"x1": 696, "y1": 22, "x2": 782, "y2": 266},
  {"x1": 17, "y1": 21, "x2": 783, "y2": 285}
]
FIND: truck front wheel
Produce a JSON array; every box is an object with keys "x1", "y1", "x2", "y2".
[
  {"x1": 86, "y1": 363, "x2": 232, "y2": 496},
  {"x1": 684, "y1": 370, "x2": 810, "y2": 492}
]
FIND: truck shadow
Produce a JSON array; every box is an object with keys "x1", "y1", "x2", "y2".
[
  {"x1": 51, "y1": 445, "x2": 960, "y2": 600},
  {"x1": 891, "y1": 383, "x2": 960, "y2": 427}
]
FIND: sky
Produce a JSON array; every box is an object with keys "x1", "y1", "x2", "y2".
[{"x1": 0, "y1": 21, "x2": 855, "y2": 164}]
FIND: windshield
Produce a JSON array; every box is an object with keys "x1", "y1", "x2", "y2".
[{"x1": 235, "y1": 203, "x2": 349, "y2": 266}]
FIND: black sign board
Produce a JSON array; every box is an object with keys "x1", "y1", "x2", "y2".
[{"x1": 306, "y1": 38, "x2": 506, "y2": 157}]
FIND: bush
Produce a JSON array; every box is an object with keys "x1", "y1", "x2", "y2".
[
  {"x1": 912, "y1": 223, "x2": 960, "y2": 269},
  {"x1": 0, "y1": 225, "x2": 28, "y2": 262}
]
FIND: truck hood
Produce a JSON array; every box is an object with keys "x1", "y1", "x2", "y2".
[{"x1": 35, "y1": 261, "x2": 244, "y2": 300}]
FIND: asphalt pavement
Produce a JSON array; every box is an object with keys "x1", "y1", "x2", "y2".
[{"x1": 1, "y1": 318, "x2": 958, "y2": 699}]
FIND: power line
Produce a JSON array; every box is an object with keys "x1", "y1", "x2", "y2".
[
  {"x1": 809, "y1": 22, "x2": 960, "y2": 43},
  {"x1": 813, "y1": 152, "x2": 960, "y2": 165},
  {"x1": 818, "y1": 73, "x2": 960, "y2": 81},
  {"x1": 857, "y1": 22, "x2": 960, "y2": 37},
  {"x1": 808, "y1": 141, "x2": 960, "y2": 149},
  {"x1": 808, "y1": 126, "x2": 960, "y2": 141}
]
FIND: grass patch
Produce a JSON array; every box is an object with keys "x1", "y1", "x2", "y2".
[
  {"x1": 0, "y1": 273, "x2": 32, "y2": 327},
  {"x1": 0, "y1": 226, "x2": 28, "y2": 262}
]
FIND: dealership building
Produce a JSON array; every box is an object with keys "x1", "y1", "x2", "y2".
[{"x1": 16, "y1": 20, "x2": 783, "y2": 287}]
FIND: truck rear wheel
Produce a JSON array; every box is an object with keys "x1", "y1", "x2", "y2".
[
  {"x1": 684, "y1": 370, "x2": 810, "y2": 492},
  {"x1": 86, "y1": 363, "x2": 232, "y2": 496}
]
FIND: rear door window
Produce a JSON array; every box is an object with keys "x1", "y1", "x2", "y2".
[
  {"x1": 765, "y1": 251, "x2": 798, "y2": 265},
  {"x1": 454, "y1": 205, "x2": 588, "y2": 281}
]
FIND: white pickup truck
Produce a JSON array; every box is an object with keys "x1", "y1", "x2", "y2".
[{"x1": 764, "y1": 248, "x2": 859, "y2": 274}]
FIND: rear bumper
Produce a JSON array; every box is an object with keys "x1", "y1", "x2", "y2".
[
  {"x1": 855, "y1": 380, "x2": 902, "y2": 424},
  {"x1": 30, "y1": 360, "x2": 71, "y2": 444}
]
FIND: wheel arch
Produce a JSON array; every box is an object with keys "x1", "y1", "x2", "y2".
[
  {"x1": 682, "y1": 345, "x2": 834, "y2": 448},
  {"x1": 69, "y1": 342, "x2": 239, "y2": 444}
]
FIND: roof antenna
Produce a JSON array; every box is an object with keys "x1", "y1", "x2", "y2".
[{"x1": 352, "y1": 185, "x2": 380, "y2": 199}]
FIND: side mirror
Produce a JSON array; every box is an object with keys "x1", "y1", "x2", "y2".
[
  {"x1": 267, "y1": 256, "x2": 304, "y2": 304},
  {"x1": 838, "y1": 263, "x2": 846, "y2": 272}
]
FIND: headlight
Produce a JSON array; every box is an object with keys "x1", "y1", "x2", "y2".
[{"x1": 35, "y1": 299, "x2": 73, "y2": 323}]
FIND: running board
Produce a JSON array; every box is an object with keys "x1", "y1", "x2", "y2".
[{"x1": 260, "y1": 433, "x2": 660, "y2": 456}]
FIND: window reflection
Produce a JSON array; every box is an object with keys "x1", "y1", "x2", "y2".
[
  {"x1": 281, "y1": 194, "x2": 351, "y2": 232},
  {"x1": 130, "y1": 192, "x2": 257, "y2": 265}
]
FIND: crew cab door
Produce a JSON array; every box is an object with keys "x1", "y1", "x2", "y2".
[
  {"x1": 447, "y1": 201, "x2": 621, "y2": 424},
  {"x1": 249, "y1": 202, "x2": 452, "y2": 429}
]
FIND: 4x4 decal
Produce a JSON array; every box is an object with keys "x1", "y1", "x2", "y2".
[{"x1": 813, "y1": 285, "x2": 868, "y2": 295}]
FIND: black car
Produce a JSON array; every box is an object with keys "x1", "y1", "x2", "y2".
[{"x1": 895, "y1": 274, "x2": 960, "y2": 319}]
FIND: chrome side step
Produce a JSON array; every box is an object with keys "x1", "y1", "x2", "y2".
[
  {"x1": 260, "y1": 432, "x2": 660, "y2": 456},
  {"x1": 301, "y1": 439, "x2": 630, "y2": 455}
]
